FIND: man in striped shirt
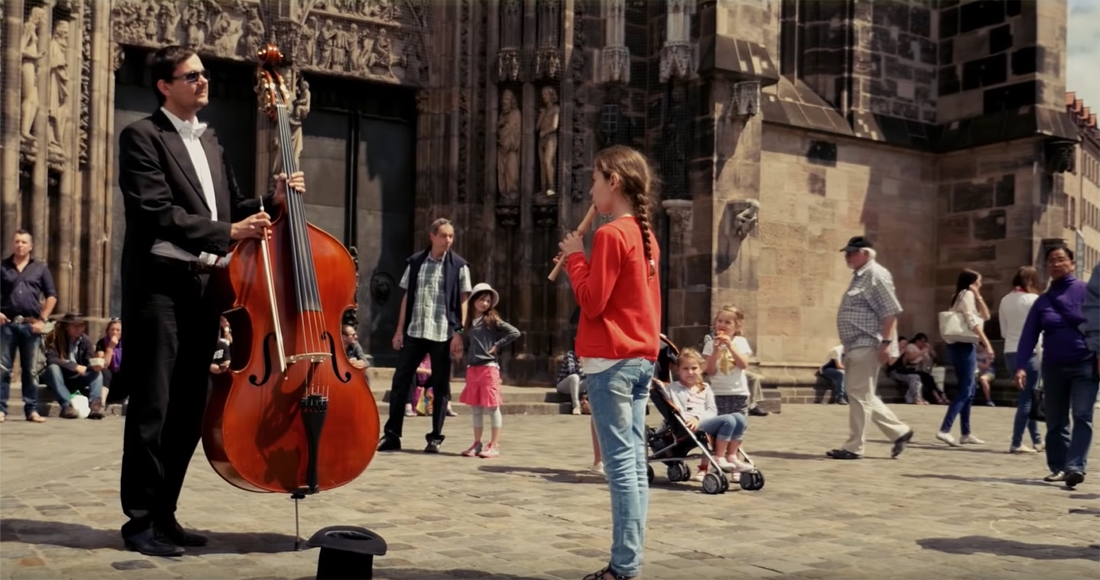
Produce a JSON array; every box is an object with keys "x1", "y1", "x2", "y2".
[{"x1": 826, "y1": 236, "x2": 914, "y2": 460}]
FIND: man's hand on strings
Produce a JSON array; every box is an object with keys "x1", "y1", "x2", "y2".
[{"x1": 273, "y1": 171, "x2": 306, "y2": 207}]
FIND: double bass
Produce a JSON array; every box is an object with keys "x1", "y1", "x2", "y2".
[{"x1": 202, "y1": 44, "x2": 380, "y2": 498}]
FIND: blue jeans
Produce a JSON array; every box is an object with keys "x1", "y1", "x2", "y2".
[
  {"x1": 940, "y1": 342, "x2": 977, "y2": 435},
  {"x1": 821, "y1": 367, "x2": 846, "y2": 400},
  {"x1": 0, "y1": 322, "x2": 42, "y2": 417},
  {"x1": 41, "y1": 364, "x2": 104, "y2": 410},
  {"x1": 697, "y1": 413, "x2": 747, "y2": 441},
  {"x1": 587, "y1": 358, "x2": 655, "y2": 578},
  {"x1": 1042, "y1": 359, "x2": 1100, "y2": 474},
  {"x1": 1004, "y1": 352, "x2": 1042, "y2": 448}
]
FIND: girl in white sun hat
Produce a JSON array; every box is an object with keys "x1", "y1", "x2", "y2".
[{"x1": 459, "y1": 282, "x2": 521, "y2": 458}]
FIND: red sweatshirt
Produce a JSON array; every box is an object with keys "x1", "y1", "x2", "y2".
[{"x1": 565, "y1": 216, "x2": 662, "y2": 361}]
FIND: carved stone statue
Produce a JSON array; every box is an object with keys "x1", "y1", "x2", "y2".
[
  {"x1": 242, "y1": 7, "x2": 266, "y2": 58},
  {"x1": 318, "y1": 19, "x2": 337, "y2": 69},
  {"x1": 48, "y1": 19, "x2": 71, "y2": 164},
  {"x1": 368, "y1": 29, "x2": 395, "y2": 77},
  {"x1": 660, "y1": 0, "x2": 693, "y2": 82},
  {"x1": 184, "y1": 3, "x2": 206, "y2": 48},
  {"x1": 536, "y1": 86, "x2": 559, "y2": 196},
  {"x1": 157, "y1": 2, "x2": 180, "y2": 44},
  {"x1": 497, "y1": 89, "x2": 521, "y2": 201},
  {"x1": 300, "y1": 17, "x2": 318, "y2": 65},
  {"x1": 271, "y1": 71, "x2": 311, "y2": 179},
  {"x1": 20, "y1": 7, "x2": 47, "y2": 152}
]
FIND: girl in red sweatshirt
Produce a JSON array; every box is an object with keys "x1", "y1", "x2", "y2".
[{"x1": 559, "y1": 145, "x2": 662, "y2": 580}]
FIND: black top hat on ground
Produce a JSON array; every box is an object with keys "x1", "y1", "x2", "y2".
[{"x1": 307, "y1": 525, "x2": 388, "y2": 580}]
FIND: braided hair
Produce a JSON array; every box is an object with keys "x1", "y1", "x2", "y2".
[{"x1": 592, "y1": 145, "x2": 658, "y2": 277}]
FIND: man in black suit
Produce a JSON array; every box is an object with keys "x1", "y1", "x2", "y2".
[{"x1": 117, "y1": 45, "x2": 305, "y2": 557}]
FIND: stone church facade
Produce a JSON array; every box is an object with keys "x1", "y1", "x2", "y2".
[{"x1": 0, "y1": 0, "x2": 1091, "y2": 385}]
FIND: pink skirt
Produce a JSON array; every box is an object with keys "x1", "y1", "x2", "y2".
[{"x1": 460, "y1": 365, "x2": 503, "y2": 408}]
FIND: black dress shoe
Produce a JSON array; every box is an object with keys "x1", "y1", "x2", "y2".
[
  {"x1": 377, "y1": 434, "x2": 401, "y2": 451},
  {"x1": 123, "y1": 529, "x2": 185, "y2": 557},
  {"x1": 891, "y1": 430, "x2": 915, "y2": 459},
  {"x1": 826, "y1": 448, "x2": 862, "y2": 460},
  {"x1": 424, "y1": 433, "x2": 445, "y2": 454},
  {"x1": 156, "y1": 519, "x2": 208, "y2": 547},
  {"x1": 1065, "y1": 471, "x2": 1085, "y2": 488}
]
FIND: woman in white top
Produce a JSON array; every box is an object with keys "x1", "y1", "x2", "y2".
[
  {"x1": 998, "y1": 266, "x2": 1044, "y2": 453},
  {"x1": 937, "y1": 269, "x2": 994, "y2": 447}
]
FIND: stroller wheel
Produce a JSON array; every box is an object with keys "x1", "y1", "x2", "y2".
[
  {"x1": 666, "y1": 462, "x2": 689, "y2": 482},
  {"x1": 718, "y1": 474, "x2": 730, "y2": 493},
  {"x1": 739, "y1": 469, "x2": 765, "y2": 491},
  {"x1": 646, "y1": 464, "x2": 654, "y2": 485},
  {"x1": 702, "y1": 472, "x2": 724, "y2": 495}
]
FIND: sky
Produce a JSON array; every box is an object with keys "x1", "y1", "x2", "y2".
[{"x1": 1067, "y1": 0, "x2": 1100, "y2": 107}]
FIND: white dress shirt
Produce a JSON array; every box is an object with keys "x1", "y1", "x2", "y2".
[{"x1": 150, "y1": 107, "x2": 221, "y2": 265}]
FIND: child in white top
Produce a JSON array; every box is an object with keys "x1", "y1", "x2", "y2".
[
  {"x1": 665, "y1": 349, "x2": 752, "y2": 479},
  {"x1": 701, "y1": 305, "x2": 754, "y2": 415}
]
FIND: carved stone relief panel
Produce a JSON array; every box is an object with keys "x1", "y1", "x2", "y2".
[
  {"x1": 497, "y1": 88, "x2": 522, "y2": 202},
  {"x1": 662, "y1": 199, "x2": 693, "y2": 245},
  {"x1": 569, "y1": 0, "x2": 588, "y2": 202},
  {"x1": 20, "y1": 6, "x2": 48, "y2": 164},
  {"x1": 79, "y1": 0, "x2": 91, "y2": 167},
  {"x1": 47, "y1": 19, "x2": 73, "y2": 171},
  {"x1": 495, "y1": 205, "x2": 520, "y2": 228},
  {"x1": 533, "y1": 204, "x2": 557, "y2": 229},
  {"x1": 109, "y1": 0, "x2": 421, "y2": 85},
  {"x1": 536, "y1": 86, "x2": 559, "y2": 196}
]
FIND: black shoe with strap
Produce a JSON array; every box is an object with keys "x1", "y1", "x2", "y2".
[
  {"x1": 377, "y1": 434, "x2": 401, "y2": 451},
  {"x1": 582, "y1": 566, "x2": 635, "y2": 580}
]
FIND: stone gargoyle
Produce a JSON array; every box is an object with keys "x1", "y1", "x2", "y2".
[{"x1": 716, "y1": 199, "x2": 760, "y2": 272}]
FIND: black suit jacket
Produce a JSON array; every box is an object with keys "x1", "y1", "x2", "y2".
[{"x1": 117, "y1": 109, "x2": 270, "y2": 298}]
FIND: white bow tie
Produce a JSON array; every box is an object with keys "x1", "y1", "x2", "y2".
[{"x1": 178, "y1": 122, "x2": 207, "y2": 139}]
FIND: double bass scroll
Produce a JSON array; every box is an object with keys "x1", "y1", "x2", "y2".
[{"x1": 201, "y1": 44, "x2": 380, "y2": 497}]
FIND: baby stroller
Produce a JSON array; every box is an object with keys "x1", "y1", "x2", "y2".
[{"x1": 646, "y1": 383, "x2": 766, "y2": 494}]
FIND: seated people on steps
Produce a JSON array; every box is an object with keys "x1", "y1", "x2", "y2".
[{"x1": 41, "y1": 313, "x2": 105, "y2": 419}]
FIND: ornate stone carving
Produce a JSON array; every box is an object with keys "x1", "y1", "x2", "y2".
[
  {"x1": 1045, "y1": 139, "x2": 1076, "y2": 174},
  {"x1": 569, "y1": 0, "x2": 588, "y2": 201},
  {"x1": 497, "y1": 88, "x2": 521, "y2": 201},
  {"x1": 728, "y1": 81, "x2": 761, "y2": 118},
  {"x1": 600, "y1": 0, "x2": 629, "y2": 84},
  {"x1": 730, "y1": 199, "x2": 760, "y2": 239},
  {"x1": 112, "y1": 42, "x2": 125, "y2": 71},
  {"x1": 661, "y1": 84, "x2": 689, "y2": 198},
  {"x1": 662, "y1": 199, "x2": 693, "y2": 243},
  {"x1": 20, "y1": 7, "x2": 48, "y2": 163},
  {"x1": 537, "y1": 86, "x2": 559, "y2": 197},
  {"x1": 660, "y1": 0, "x2": 692, "y2": 82},
  {"x1": 79, "y1": 0, "x2": 91, "y2": 168},
  {"x1": 534, "y1": 0, "x2": 561, "y2": 80},
  {"x1": 533, "y1": 204, "x2": 557, "y2": 229},
  {"x1": 48, "y1": 19, "x2": 73, "y2": 172},
  {"x1": 497, "y1": 0, "x2": 523, "y2": 82},
  {"x1": 495, "y1": 205, "x2": 520, "y2": 229},
  {"x1": 107, "y1": 1, "x2": 416, "y2": 85}
]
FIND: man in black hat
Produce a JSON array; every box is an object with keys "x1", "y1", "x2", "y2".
[{"x1": 826, "y1": 236, "x2": 914, "y2": 460}]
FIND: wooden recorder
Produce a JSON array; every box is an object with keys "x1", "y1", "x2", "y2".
[{"x1": 548, "y1": 205, "x2": 598, "y2": 281}]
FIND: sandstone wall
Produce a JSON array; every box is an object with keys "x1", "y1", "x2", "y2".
[{"x1": 757, "y1": 124, "x2": 938, "y2": 368}]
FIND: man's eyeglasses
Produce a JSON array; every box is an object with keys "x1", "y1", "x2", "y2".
[
  {"x1": 172, "y1": 70, "x2": 210, "y2": 84},
  {"x1": 1047, "y1": 256, "x2": 1072, "y2": 266}
]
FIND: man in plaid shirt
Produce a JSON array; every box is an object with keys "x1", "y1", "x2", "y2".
[{"x1": 826, "y1": 236, "x2": 914, "y2": 460}]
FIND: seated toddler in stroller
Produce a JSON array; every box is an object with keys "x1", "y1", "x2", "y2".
[{"x1": 645, "y1": 348, "x2": 765, "y2": 493}]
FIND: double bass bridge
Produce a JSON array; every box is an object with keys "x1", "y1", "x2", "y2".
[{"x1": 286, "y1": 352, "x2": 332, "y2": 364}]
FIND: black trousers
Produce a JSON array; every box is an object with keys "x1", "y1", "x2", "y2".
[
  {"x1": 119, "y1": 261, "x2": 219, "y2": 538},
  {"x1": 383, "y1": 336, "x2": 452, "y2": 441}
]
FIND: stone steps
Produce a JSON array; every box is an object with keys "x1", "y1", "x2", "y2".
[{"x1": 2, "y1": 367, "x2": 578, "y2": 418}]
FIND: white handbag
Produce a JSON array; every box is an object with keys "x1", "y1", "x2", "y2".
[{"x1": 938, "y1": 292, "x2": 980, "y2": 344}]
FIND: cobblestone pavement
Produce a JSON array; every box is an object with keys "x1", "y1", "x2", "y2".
[{"x1": 1, "y1": 402, "x2": 1098, "y2": 580}]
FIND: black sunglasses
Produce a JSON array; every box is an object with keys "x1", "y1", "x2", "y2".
[{"x1": 172, "y1": 69, "x2": 210, "y2": 84}]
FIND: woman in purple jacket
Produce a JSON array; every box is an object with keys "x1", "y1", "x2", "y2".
[{"x1": 1015, "y1": 244, "x2": 1099, "y2": 488}]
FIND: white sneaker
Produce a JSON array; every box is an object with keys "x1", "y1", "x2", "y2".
[
  {"x1": 715, "y1": 457, "x2": 738, "y2": 472},
  {"x1": 691, "y1": 471, "x2": 706, "y2": 482},
  {"x1": 572, "y1": 406, "x2": 582, "y2": 415},
  {"x1": 960, "y1": 434, "x2": 985, "y2": 445},
  {"x1": 1009, "y1": 445, "x2": 1037, "y2": 454},
  {"x1": 1034, "y1": 441, "x2": 1045, "y2": 452},
  {"x1": 936, "y1": 431, "x2": 960, "y2": 447},
  {"x1": 1044, "y1": 471, "x2": 1065, "y2": 482},
  {"x1": 591, "y1": 461, "x2": 605, "y2": 476}
]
